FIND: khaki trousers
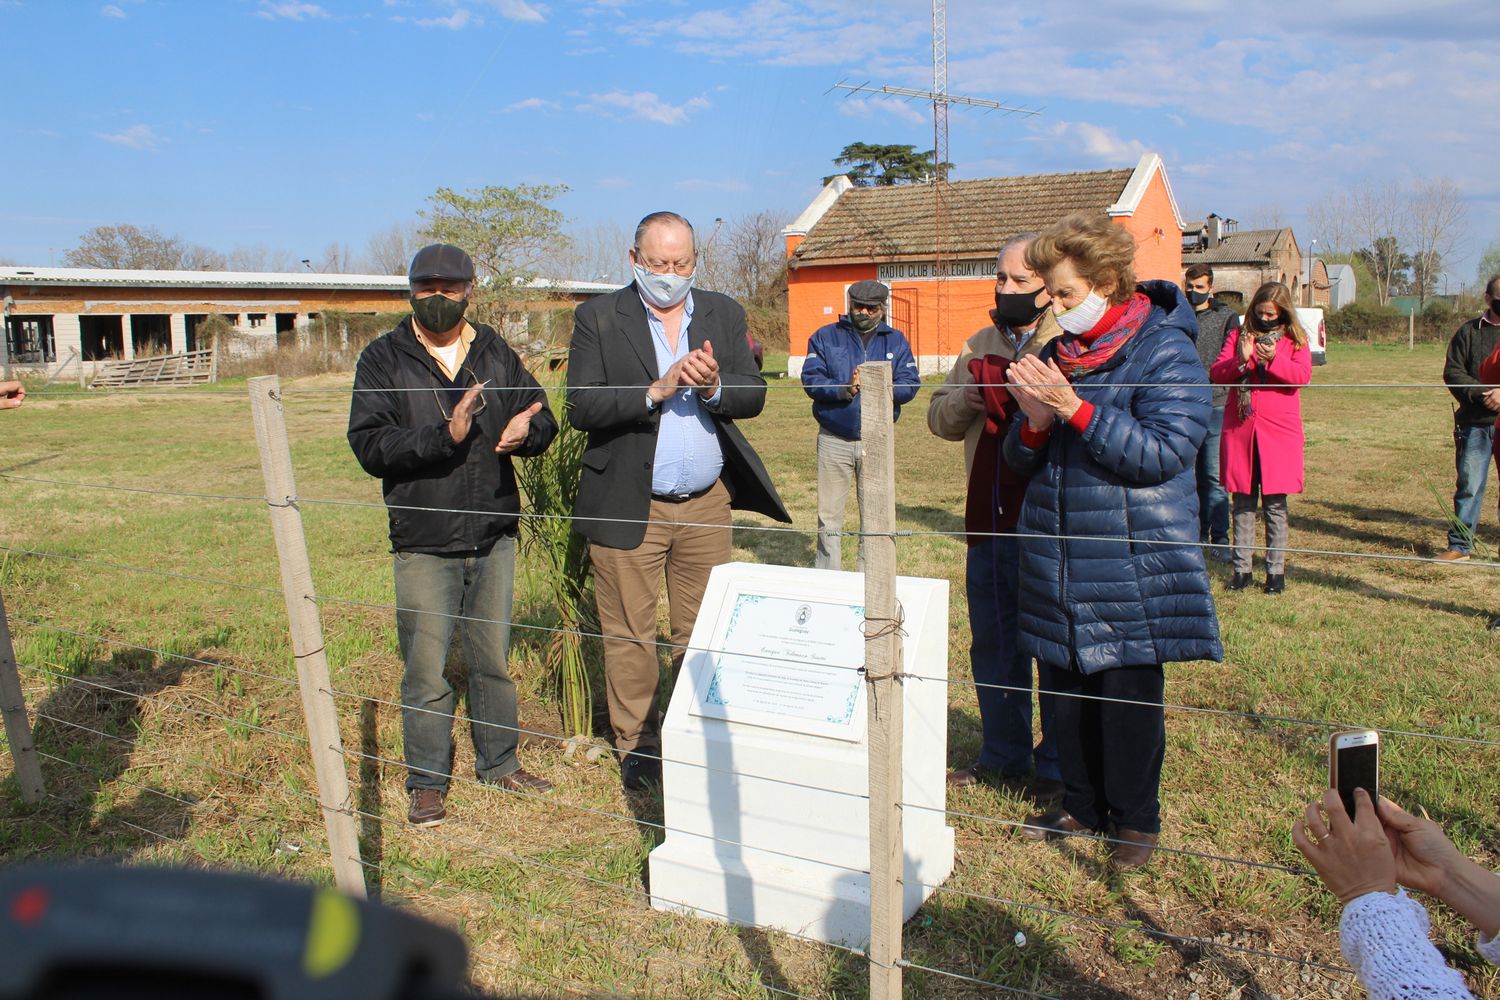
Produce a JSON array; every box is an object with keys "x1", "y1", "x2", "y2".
[{"x1": 590, "y1": 480, "x2": 732, "y2": 754}]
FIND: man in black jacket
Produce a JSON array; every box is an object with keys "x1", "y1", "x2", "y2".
[
  {"x1": 1184, "y1": 263, "x2": 1238, "y2": 561},
  {"x1": 567, "y1": 212, "x2": 788, "y2": 790},
  {"x1": 348, "y1": 243, "x2": 558, "y2": 827},
  {"x1": 1438, "y1": 276, "x2": 1500, "y2": 561}
]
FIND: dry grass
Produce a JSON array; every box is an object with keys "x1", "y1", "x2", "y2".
[{"x1": 0, "y1": 343, "x2": 1496, "y2": 999}]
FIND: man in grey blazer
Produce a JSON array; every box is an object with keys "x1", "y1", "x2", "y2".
[{"x1": 567, "y1": 211, "x2": 789, "y2": 790}]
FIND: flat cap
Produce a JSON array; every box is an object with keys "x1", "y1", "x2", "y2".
[
  {"x1": 409, "y1": 244, "x2": 475, "y2": 282},
  {"x1": 848, "y1": 279, "x2": 889, "y2": 305}
]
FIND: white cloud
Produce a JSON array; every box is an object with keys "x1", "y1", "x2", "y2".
[
  {"x1": 1044, "y1": 121, "x2": 1147, "y2": 163},
  {"x1": 412, "y1": 7, "x2": 471, "y2": 28},
  {"x1": 483, "y1": 0, "x2": 544, "y2": 23},
  {"x1": 255, "y1": 2, "x2": 329, "y2": 20},
  {"x1": 674, "y1": 178, "x2": 751, "y2": 193},
  {"x1": 504, "y1": 96, "x2": 560, "y2": 112},
  {"x1": 835, "y1": 95, "x2": 927, "y2": 128},
  {"x1": 577, "y1": 90, "x2": 709, "y2": 126},
  {"x1": 100, "y1": 4, "x2": 126, "y2": 18},
  {"x1": 95, "y1": 124, "x2": 159, "y2": 151}
]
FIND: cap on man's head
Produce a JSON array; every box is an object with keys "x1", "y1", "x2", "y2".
[
  {"x1": 848, "y1": 280, "x2": 889, "y2": 306},
  {"x1": 409, "y1": 244, "x2": 476, "y2": 282}
]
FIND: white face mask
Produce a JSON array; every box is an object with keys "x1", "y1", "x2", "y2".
[
  {"x1": 632, "y1": 263, "x2": 694, "y2": 310},
  {"x1": 1054, "y1": 290, "x2": 1109, "y2": 335}
]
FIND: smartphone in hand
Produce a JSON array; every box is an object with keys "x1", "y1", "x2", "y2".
[{"x1": 1329, "y1": 729, "x2": 1379, "y2": 820}]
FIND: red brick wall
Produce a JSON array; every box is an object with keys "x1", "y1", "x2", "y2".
[{"x1": 1113, "y1": 170, "x2": 1182, "y2": 284}]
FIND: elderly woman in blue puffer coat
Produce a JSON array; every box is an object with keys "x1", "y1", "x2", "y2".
[{"x1": 1003, "y1": 212, "x2": 1223, "y2": 871}]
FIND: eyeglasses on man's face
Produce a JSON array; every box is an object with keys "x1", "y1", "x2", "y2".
[{"x1": 634, "y1": 253, "x2": 697, "y2": 278}]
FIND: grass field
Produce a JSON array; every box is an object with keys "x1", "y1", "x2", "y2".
[{"x1": 0, "y1": 342, "x2": 1496, "y2": 999}]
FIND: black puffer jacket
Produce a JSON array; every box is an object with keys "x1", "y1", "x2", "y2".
[{"x1": 348, "y1": 318, "x2": 557, "y2": 553}]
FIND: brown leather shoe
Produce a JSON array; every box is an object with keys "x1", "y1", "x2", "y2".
[
  {"x1": 487, "y1": 767, "x2": 554, "y2": 794},
  {"x1": 946, "y1": 765, "x2": 1001, "y2": 788},
  {"x1": 1111, "y1": 829, "x2": 1159, "y2": 869},
  {"x1": 407, "y1": 788, "x2": 446, "y2": 827},
  {"x1": 1019, "y1": 808, "x2": 1090, "y2": 841},
  {"x1": 1436, "y1": 549, "x2": 1471, "y2": 562}
]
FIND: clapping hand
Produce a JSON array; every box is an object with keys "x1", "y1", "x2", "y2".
[
  {"x1": 495, "y1": 401, "x2": 543, "y2": 454},
  {"x1": 447, "y1": 382, "x2": 485, "y2": 443},
  {"x1": 679, "y1": 341, "x2": 720, "y2": 398},
  {"x1": 1007, "y1": 355, "x2": 1082, "y2": 424}
]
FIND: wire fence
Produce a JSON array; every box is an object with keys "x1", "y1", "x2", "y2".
[{"x1": 1, "y1": 367, "x2": 1495, "y2": 999}]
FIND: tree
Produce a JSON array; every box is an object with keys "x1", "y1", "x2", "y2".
[
  {"x1": 65, "y1": 223, "x2": 187, "y2": 269},
  {"x1": 822, "y1": 142, "x2": 952, "y2": 187},
  {"x1": 1356, "y1": 236, "x2": 1411, "y2": 305},
  {"x1": 538, "y1": 220, "x2": 633, "y2": 286},
  {"x1": 1478, "y1": 239, "x2": 1500, "y2": 288},
  {"x1": 364, "y1": 221, "x2": 422, "y2": 276},
  {"x1": 1348, "y1": 182, "x2": 1412, "y2": 306},
  {"x1": 226, "y1": 243, "x2": 300, "y2": 273},
  {"x1": 1407, "y1": 177, "x2": 1467, "y2": 306},
  {"x1": 420, "y1": 183, "x2": 569, "y2": 302},
  {"x1": 1306, "y1": 193, "x2": 1355, "y2": 256},
  {"x1": 698, "y1": 211, "x2": 789, "y2": 306}
]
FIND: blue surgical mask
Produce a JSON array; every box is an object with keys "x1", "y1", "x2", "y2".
[
  {"x1": 633, "y1": 263, "x2": 694, "y2": 309},
  {"x1": 1054, "y1": 290, "x2": 1109, "y2": 335}
]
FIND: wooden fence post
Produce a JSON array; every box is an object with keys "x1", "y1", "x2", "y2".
[
  {"x1": 248, "y1": 375, "x2": 366, "y2": 898},
  {"x1": 0, "y1": 588, "x2": 46, "y2": 803},
  {"x1": 859, "y1": 360, "x2": 903, "y2": 1000}
]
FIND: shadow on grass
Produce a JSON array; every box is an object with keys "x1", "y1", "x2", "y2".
[
  {"x1": 5, "y1": 651, "x2": 193, "y2": 858},
  {"x1": 897, "y1": 504, "x2": 966, "y2": 536},
  {"x1": 734, "y1": 516, "x2": 814, "y2": 568},
  {"x1": 1290, "y1": 564, "x2": 1494, "y2": 620}
]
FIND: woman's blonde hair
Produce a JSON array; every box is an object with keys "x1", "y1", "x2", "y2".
[
  {"x1": 1024, "y1": 212, "x2": 1137, "y2": 305},
  {"x1": 1246, "y1": 281, "x2": 1308, "y2": 349}
]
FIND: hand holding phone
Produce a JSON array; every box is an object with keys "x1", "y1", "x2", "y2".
[{"x1": 1330, "y1": 729, "x2": 1379, "y2": 820}]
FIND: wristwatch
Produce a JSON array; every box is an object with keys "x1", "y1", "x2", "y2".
[{"x1": 645, "y1": 392, "x2": 658, "y2": 413}]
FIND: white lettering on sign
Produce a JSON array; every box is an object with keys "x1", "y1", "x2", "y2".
[{"x1": 876, "y1": 259, "x2": 996, "y2": 282}]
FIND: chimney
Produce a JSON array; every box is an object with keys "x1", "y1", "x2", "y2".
[{"x1": 1206, "y1": 213, "x2": 1223, "y2": 250}]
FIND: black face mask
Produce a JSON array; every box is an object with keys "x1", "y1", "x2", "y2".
[
  {"x1": 849, "y1": 309, "x2": 882, "y2": 334},
  {"x1": 410, "y1": 293, "x2": 469, "y2": 335},
  {"x1": 1253, "y1": 313, "x2": 1281, "y2": 333},
  {"x1": 990, "y1": 289, "x2": 1048, "y2": 329},
  {"x1": 1186, "y1": 289, "x2": 1210, "y2": 306}
]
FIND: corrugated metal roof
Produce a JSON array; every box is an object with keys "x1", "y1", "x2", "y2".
[
  {"x1": 1181, "y1": 228, "x2": 1291, "y2": 265},
  {"x1": 0, "y1": 266, "x2": 617, "y2": 297},
  {"x1": 790, "y1": 167, "x2": 1135, "y2": 264}
]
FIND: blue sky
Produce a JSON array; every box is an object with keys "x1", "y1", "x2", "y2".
[{"x1": 4, "y1": 0, "x2": 1498, "y2": 284}]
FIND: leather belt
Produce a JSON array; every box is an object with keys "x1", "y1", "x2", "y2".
[{"x1": 651, "y1": 484, "x2": 715, "y2": 504}]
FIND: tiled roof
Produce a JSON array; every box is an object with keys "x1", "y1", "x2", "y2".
[
  {"x1": 790, "y1": 168, "x2": 1134, "y2": 264},
  {"x1": 1181, "y1": 228, "x2": 1291, "y2": 265}
]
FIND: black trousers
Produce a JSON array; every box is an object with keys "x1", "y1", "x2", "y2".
[{"x1": 1050, "y1": 663, "x2": 1166, "y2": 834}]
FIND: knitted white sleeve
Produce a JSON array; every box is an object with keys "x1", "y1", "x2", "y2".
[
  {"x1": 1340, "y1": 889, "x2": 1477, "y2": 999},
  {"x1": 1480, "y1": 928, "x2": 1500, "y2": 967}
]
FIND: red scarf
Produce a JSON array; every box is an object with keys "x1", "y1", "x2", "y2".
[{"x1": 1053, "y1": 293, "x2": 1151, "y2": 380}]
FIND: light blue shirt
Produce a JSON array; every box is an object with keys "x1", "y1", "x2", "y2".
[{"x1": 644, "y1": 291, "x2": 724, "y2": 496}]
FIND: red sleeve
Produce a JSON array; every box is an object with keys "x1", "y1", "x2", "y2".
[
  {"x1": 1019, "y1": 420, "x2": 1051, "y2": 448},
  {"x1": 1481, "y1": 334, "x2": 1500, "y2": 386},
  {"x1": 1065, "y1": 400, "x2": 1095, "y2": 433}
]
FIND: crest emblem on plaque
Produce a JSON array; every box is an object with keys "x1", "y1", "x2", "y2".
[{"x1": 796, "y1": 605, "x2": 811, "y2": 626}]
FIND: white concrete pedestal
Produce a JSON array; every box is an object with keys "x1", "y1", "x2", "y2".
[{"x1": 647, "y1": 562, "x2": 953, "y2": 948}]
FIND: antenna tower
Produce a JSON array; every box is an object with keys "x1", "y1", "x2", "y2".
[{"x1": 832, "y1": 4, "x2": 1039, "y2": 360}]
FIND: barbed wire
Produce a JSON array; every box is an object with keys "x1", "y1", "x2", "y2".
[{"x1": 0, "y1": 544, "x2": 286, "y2": 596}]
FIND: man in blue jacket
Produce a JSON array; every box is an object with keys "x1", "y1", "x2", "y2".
[{"x1": 800, "y1": 280, "x2": 921, "y2": 570}]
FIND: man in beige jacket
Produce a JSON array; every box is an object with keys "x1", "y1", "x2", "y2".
[{"x1": 928, "y1": 233, "x2": 1063, "y2": 802}]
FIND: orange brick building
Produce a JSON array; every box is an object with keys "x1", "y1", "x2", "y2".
[{"x1": 783, "y1": 154, "x2": 1185, "y2": 375}]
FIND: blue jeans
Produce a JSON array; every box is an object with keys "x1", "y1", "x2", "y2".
[
  {"x1": 1449, "y1": 423, "x2": 1494, "y2": 552},
  {"x1": 966, "y1": 536, "x2": 1059, "y2": 780},
  {"x1": 393, "y1": 538, "x2": 519, "y2": 791},
  {"x1": 1196, "y1": 404, "x2": 1229, "y2": 544}
]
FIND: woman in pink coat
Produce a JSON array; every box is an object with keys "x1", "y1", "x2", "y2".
[{"x1": 1210, "y1": 281, "x2": 1312, "y2": 594}]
